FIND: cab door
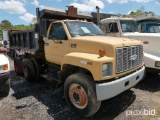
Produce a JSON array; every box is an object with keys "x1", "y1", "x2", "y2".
[{"x1": 45, "y1": 22, "x2": 70, "y2": 64}]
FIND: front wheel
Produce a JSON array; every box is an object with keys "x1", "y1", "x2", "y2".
[{"x1": 64, "y1": 73, "x2": 101, "y2": 117}]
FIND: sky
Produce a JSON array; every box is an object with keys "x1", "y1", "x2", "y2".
[{"x1": 0, "y1": 0, "x2": 160, "y2": 25}]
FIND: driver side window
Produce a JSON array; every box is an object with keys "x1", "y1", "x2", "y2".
[
  {"x1": 109, "y1": 23, "x2": 119, "y2": 33},
  {"x1": 49, "y1": 23, "x2": 67, "y2": 40}
]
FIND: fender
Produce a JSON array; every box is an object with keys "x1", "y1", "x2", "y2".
[
  {"x1": 61, "y1": 52, "x2": 114, "y2": 80},
  {"x1": 144, "y1": 53, "x2": 160, "y2": 69}
]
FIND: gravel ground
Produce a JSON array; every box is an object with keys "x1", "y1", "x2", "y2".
[{"x1": 0, "y1": 56, "x2": 160, "y2": 120}]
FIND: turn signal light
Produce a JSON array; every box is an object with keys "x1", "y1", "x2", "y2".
[
  {"x1": 143, "y1": 41, "x2": 149, "y2": 44},
  {"x1": 3, "y1": 64, "x2": 8, "y2": 70},
  {"x1": 99, "y1": 50, "x2": 105, "y2": 57}
]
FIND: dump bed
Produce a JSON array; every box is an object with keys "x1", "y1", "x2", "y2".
[{"x1": 9, "y1": 30, "x2": 39, "y2": 54}]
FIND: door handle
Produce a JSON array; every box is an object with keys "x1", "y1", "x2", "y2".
[{"x1": 45, "y1": 43, "x2": 49, "y2": 46}]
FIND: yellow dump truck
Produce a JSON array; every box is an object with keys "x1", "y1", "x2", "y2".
[{"x1": 7, "y1": 6, "x2": 145, "y2": 117}]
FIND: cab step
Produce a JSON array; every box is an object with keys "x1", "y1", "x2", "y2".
[{"x1": 40, "y1": 72, "x2": 61, "y2": 82}]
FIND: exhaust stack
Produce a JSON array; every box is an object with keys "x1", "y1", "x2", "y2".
[{"x1": 96, "y1": 6, "x2": 100, "y2": 26}]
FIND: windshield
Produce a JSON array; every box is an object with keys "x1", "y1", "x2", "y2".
[
  {"x1": 120, "y1": 20, "x2": 136, "y2": 32},
  {"x1": 146, "y1": 24, "x2": 160, "y2": 33},
  {"x1": 65, "y1": 21, "x2": 104, "y2": 37}
]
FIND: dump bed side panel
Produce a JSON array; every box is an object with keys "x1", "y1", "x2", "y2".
[{"x1": 9, "y1": 30, "x2": 39, "y2": 54}]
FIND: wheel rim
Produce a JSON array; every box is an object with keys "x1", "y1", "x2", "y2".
[
  {"x1": 69, "y1": 83, "x2": 88, "y2": 109},
  {"x1": 14, "y1": 61, "x2": 19, "y2": 73},
  {"x1": 23, "y1": 65, "x2": 29, "y2": 78}
]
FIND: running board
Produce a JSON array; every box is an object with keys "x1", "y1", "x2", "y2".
[{"x1": 40, "y1": 72, "x2": 61, "y2": 82}]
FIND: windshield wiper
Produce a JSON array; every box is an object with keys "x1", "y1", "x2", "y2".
[
  {"x1": 95, "y1": 33, "x2": 104, "y2": 36},
  {"x1": 79, "y1": 33, "x2": 96, "y2": 36}
]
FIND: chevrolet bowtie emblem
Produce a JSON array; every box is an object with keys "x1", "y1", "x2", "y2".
[{"x1": 130, "y1": 54, "x2": 137, "y2": 61}]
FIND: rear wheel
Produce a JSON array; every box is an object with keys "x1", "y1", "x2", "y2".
[
  {"x1": 0, "y1": 79, "x2": 10, "y2": 98},
  {"x1": 14, "y1": 57, "x2": 23, "y2": 76},
  {"x1": 64, "y1": 73, "x2": 101, "y2": 117},
  {"x1": 22, "y1": 59, "x2": 36, "y2": 82},
  {"x1": 31, "y1": 58, "x2": 40, "y2": 81}
]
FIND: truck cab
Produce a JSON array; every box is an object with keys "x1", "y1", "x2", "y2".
[
  {"x1": 137, "y1": 21, "x2": 160, "y2": 33},
  {"x1": 100, "y1": 17, "x2": 160, "y2": 72},
  {"x1": 134, "y1": 13, "x2": 160, "y2": 33}
]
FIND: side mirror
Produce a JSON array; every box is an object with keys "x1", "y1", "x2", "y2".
[
  {"x1": 43, "y1": 37, "x2": 48, "y2": 41},
  {"x1": 3, "y1": 41, "x2": 8, "y2": 45}
]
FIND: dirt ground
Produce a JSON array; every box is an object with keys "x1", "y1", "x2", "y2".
[{"x1": 0, "y1": 56, "x2": 160, "y2": 120}]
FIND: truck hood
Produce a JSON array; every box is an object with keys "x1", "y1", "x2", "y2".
[{"x1": 70, "y1": 36, "x2": 142, "y2": 57}]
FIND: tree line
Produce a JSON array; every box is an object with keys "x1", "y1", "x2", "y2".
[
  {"x1": 0, "y1": 20, "x2": 35, "y2": 40},
  {"x1": 118, "y1": 6, "x2": 154, "y2": 18}
]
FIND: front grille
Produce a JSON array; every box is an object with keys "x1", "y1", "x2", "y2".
[{"x1": 116, "y1": 46, "x2": 143, "y2": 73}]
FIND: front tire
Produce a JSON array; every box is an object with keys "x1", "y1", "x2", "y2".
[{"x1": 64, "y1": 73, "x2": 101, "y2": 117}]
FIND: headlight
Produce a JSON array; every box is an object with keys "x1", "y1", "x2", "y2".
[
  {"x1": 0, "y1": 64, "x2": 8, "y2": 70},
  {"x1": 155, "y1": 61, "x2": 160, "y2": 67},
  {"x1": 102, "y1": 63, "x2": 112, "y2": 77}
]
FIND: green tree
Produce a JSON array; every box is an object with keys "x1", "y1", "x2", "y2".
[
  {"x1": 128, "y1": 6, "x2": 154, "y2": 17},
  {"x1": 32, "y1": 17, "x2": 37, "y2": 24},
  {"x1": 0, "y1": 19, "x2": 35, "y2": 39},
  {"x1": 0, "y1": 31, "x2": 2, "y2": 39},
  {"x1": 0, "y1": 20, "x2": 12, "y2": 39},
  {"x1": 144, "y1": 11, "x2": 154, "y2": 14},
  {"x1": 128, "y1": 6, "x2": 144, "y2": 17},
  {"x1": 0, "y1": 20, "x2": 12, "y2": 30}
]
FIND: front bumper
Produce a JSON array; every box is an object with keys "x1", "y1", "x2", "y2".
[
  {"x1": 0, "y1": 72, "x2": 10, "y2": 84},
  {"x1": 96, "y1": 66, "x2": 145, "y2": 101}
]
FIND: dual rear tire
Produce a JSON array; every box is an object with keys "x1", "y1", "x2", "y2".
[
  {"x1": 14, "y1": 57, "x2": 38, "y2": 82},
  {"x1": 14, "y1": 57, "x2": 23, "y2": 76},
  {"x1": 22, "y1": 59, "x2": 37, "y2": 82}
]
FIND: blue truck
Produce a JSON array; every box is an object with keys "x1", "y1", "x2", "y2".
[{"x1": 137, "y1": 21, "x2": 160, "y2": 33}]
